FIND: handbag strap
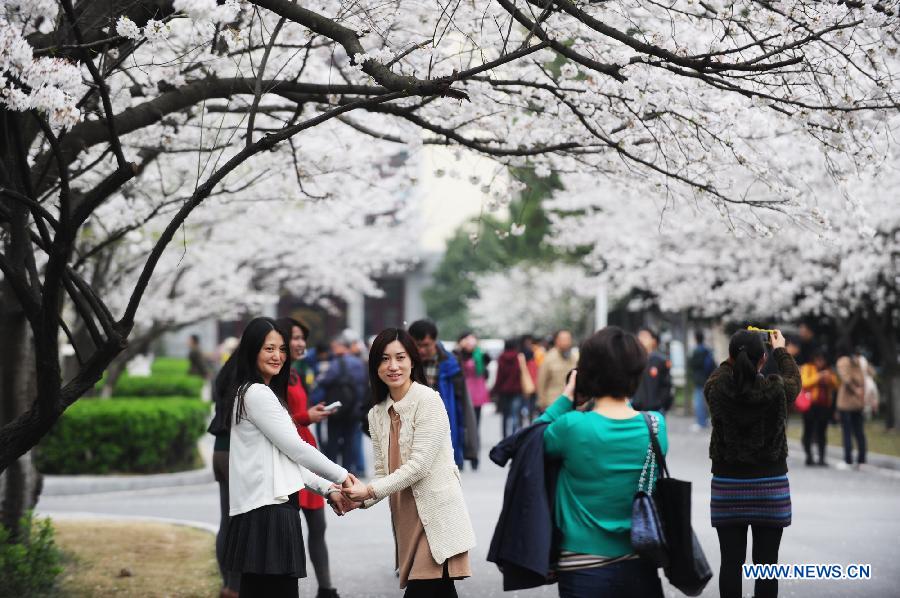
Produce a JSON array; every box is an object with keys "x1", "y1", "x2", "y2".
[
  {"x1": 641, "y1": 412, "x2": 669, "y2": 479},
  {"x1": 637, "y1": 413, "x2": 659, "y2": 493}
]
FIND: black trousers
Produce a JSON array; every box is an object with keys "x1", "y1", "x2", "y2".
[
  {"x1": 717, "y1": 525, "x2": 784, "y2": 598},
  {"x1": 302, "y1": 506, "x2": 332, "y2": 590},
  {"x1": 840, "y1": 410, "x2": 867, "y2": 464},
  {"x1": 325, "y1": 417, "x2": 359, "y2": 472},
  {"x1": 404, "y1": 562, "x2": 458, "y2": 598},
  {"x1": 213, "y1": 450, "x2": 240, "y2": 592},
  {"x1": 404, "y1": 578, "x2": 458, "y2": 598},
  {"x1": 802, "y1": 405, "x2": 830, "y2": 463},
  {"x1": 239, "y1": 572, "x2": 298, "y2": 598}
]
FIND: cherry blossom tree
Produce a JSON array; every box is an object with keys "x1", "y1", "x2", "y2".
[
  {"x1": 549, "y1": 152, "x2": 900, "y2": 426},
  {"x1": 2, "y1": 0, "x2": 900, "y2": 531},
  {"x1": 83, "y1": 147, "x2": 420, "y2": 393},
  {"x1": 466, "y1": 262, "x2": 599, "y2": 337}
]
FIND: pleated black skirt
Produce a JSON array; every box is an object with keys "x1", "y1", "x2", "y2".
[{"x1": 224, "y1": 492, "x2": 306, "y2": 577}]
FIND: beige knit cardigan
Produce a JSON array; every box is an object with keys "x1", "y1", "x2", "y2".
[{"x1": 364, "y1": 381, "x2": 476, "y2": 564}]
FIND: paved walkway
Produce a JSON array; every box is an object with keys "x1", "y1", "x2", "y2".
[{"x1": 38, "y1": 407, "x2": 900, "y2": 597}]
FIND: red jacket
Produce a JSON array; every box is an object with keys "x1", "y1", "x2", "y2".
[
  {"x1": 287, "y1": 368, "x2": 325, "y2": 510},
  {"x1": 494, "y1": 350, "x2": 523, "y2": 395}
]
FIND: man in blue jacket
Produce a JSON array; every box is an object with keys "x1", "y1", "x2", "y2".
[
  {"x1": 689, "y1": 330, "x2": 716, "y2": 430},
  {"x1": 409, "y1": 319, "x2": 477, "y2": 468},
  {"x1": 311, "y1": 334, "x2": 368, "y2": 476}
]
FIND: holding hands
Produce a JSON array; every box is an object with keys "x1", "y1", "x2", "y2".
[
  {"x1": 323, "y1": 473, "x2": 371, "y2": 516},
  {"x1": 341, "y1": 472, "x2": 373, "y2": 501},
  {"x1": 327, "y1": 487, "x2": 360, "y2": 516}
]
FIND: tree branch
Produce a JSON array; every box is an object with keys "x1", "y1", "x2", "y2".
[{"x1": 119, "y1": 89, "x2": 414, "y2": 328}]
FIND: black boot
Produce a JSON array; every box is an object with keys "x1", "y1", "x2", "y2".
[{"x1": 317, "y1": 588, "x2": 340, "y2": 598}]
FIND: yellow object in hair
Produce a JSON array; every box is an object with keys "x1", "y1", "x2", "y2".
[{"x1": 747, "y1": 326, "x2": 777, "y2": 334}]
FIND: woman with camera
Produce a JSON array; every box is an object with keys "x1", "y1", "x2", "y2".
[
  {"x1": 537, "y1": 326, "x2": 668, "y2": 598},
  {"x1": 705, "y1": 329, "x2": 801, "y2": 598}
]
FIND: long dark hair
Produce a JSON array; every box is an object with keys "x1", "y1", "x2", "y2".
[
  {"x1": 231, "y1": 317, "x2": 291, "y2": 424},
  {"x1": 728, "y1": 330, "x2": 766, "y2": 396},
  {"x1": 207, "y1": 354, "x2": 237, "y2": 435},
  {"x1": 368, "y1": 328, "x2": 426, "y2": 403}
]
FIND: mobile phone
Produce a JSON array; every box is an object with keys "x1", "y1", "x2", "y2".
[{"x1": 323, "y1": 401, "x2": 342, "y2": 412}]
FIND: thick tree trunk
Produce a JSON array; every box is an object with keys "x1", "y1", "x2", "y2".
[
  {"x1": 868, "y1": 312, "x2": 898, "y2": 430},
  {"x1": 882, "y1": 359, "x2": 899, "y2": 431},
  {"x1": 0, "y1": 286, "x2": 42, "y2": 540}
]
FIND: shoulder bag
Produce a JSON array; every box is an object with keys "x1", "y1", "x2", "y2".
[{"x1": 642, "y1": 413, "x2": 713, "y2": 596}]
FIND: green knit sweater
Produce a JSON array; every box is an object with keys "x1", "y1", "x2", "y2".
[{"x1": 538, "y1": 396, "x2": 668, "y2": 557}]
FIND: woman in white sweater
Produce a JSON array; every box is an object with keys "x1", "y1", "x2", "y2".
[
  {"x1": 223, "y1": 317, "x2": 365, "y2": 597},
  {"x1": 343, "y1": 327, "x2": 476, "y2": 597}
]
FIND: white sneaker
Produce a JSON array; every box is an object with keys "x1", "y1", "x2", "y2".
[{"x1": 835, "y1": 461, "x2": 851, "y2": 471}]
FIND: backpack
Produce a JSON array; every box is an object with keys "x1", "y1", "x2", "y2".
[
  {"x1": 689, "y1": 347, "x2": 713, "y2": 384},
  {"x1": 325, "y1": 357, "x2": 360, "y2": 421}
]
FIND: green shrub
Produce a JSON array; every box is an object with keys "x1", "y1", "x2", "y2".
[
  {"x1": 35, "y1": 399, "x2": 211, "y2": 474},
  {"x1": 106, "y1": 395, "x2": 198, "y2": 402},
  {"x1": 112, "y1": 373, "x2": 204, "y2": 398},
  {"x1": 150, "y1": 356, "x2": 190, "y2": 376},
  {"x1": 0, "y1": 512, "x2": 62, "y2": 595}
]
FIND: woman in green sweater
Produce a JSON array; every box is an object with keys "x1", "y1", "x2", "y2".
[{"x1": 538, "y1": 326, "x2": 667, "y2": 598}]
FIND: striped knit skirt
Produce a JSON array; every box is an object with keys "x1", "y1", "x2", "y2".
[{"x1": 710, "y1": 475, "x2": 792, "y2": 528}]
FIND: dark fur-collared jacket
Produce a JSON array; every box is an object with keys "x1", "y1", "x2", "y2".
[{"x1": 704, "y1": 348, "x2": 801, "y2": 478}]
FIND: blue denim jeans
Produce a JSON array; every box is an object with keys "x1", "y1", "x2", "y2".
[
  {"x1": 500, "y1": 393, "x2": 524, "y2": 438},
  {"x1": 557, "y1": 558, "x2": 663, "y2": 598},
  {"x1": 839, "y1": 410, "x2": 866, "y2": 464},
  {"x1": 694, "y1": 386, "x2": 709, "y2": 427}
]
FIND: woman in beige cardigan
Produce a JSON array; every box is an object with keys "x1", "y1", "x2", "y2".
[{"x1": 343, "y1": 327, "x2": 475, "y2": 597}]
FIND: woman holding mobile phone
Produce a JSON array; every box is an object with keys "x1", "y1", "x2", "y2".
[
  {"x1": 223, "y1": 317, "x2": 364, "y2": 597},
  {"x1": 276, "y1": 317, "x2": 343, "y2": 598}
]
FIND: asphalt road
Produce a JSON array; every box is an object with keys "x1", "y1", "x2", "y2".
[{"x1": 38, "y1": 407, "x2": 900, "y2": 597}]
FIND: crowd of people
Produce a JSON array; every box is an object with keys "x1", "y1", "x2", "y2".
[{"x1": 202, "y1": 313, "x2": 883, "y2": 598}]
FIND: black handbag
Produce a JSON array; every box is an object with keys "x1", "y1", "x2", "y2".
[
  {"x1": 643, "y1": 413, "x2": 713, "y2": 596},
  {"x1": 630, "y1": 414, "x2": 668, "y2": 567}
]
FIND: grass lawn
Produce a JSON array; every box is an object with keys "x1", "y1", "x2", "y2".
[
  {"x1": 52, "y1": 520, "x2": 220, "y2": 597},
  {"x1": 786, "y1": 417, "x2": 900, "y2": 459}
]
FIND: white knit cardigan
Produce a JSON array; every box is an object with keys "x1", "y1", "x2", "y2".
[{"x1": 365, "y1": 381, "x2": 476, "y2": 564}]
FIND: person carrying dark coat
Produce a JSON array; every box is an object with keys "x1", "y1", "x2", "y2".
[
  {"x1": 705, "y1": 329, "x2": 801, "y2": 598},
  {"x1": 487, "y1": 422, "x2": 559, "y2": 591}
]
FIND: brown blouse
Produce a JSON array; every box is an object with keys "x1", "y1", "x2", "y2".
[{"x1": 387, "y1": 406, "x2": 471, "y2": 588}]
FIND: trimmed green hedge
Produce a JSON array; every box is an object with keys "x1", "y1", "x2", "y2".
[
  {"x1": 111, "y1": 373, "x2": 204, "y2": 398},
  {"x1": 35, "y1": 399, "x2": 210, "y2": 474},
  {"x1": 110, "y1": 395, "x2": 198, "y2": 402},
  {"x1": 150, "y1": 356, "x2": 190, "y2": 376}
]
